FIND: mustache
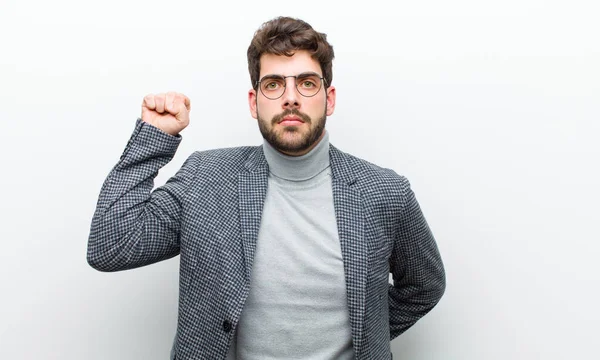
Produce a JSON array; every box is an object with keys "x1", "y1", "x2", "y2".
[{"x1": 271, "y1": 109, "x2": 311, "y2": 125}]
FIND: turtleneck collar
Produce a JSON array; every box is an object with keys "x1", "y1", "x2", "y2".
[{"x1": 262, "y1": 131, "x2": 331, "y2": 181}]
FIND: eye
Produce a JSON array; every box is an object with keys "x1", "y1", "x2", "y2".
[
  {"x1": 297, "y1": 74, "x2": 321, "y2": 89},
  {"x1": 262, "y1": 78, "x2": 284, "y2": 91},
  {"x1": 298, "y1": 77, "x2": 319, "y2": 89},
  {"x1": 301, "y1": 80, "x2": 316, "y2": 88}
]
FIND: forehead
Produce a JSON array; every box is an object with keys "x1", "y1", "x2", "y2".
[{"x1": 259, "y1": 50, "x2": 322, "y2": 78}]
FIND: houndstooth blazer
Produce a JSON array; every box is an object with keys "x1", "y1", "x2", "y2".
[{"x1": 87, "y1": 119, "x2": 446, "y2": 360}]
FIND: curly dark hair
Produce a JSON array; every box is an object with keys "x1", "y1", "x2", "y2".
[{"x1": 247, "y1": 16, "x2": 335, "y2": 90}]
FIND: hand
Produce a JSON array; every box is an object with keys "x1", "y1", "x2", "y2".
[{"x1": 141, "y1": 92, "x2": 191, "y2": 136}]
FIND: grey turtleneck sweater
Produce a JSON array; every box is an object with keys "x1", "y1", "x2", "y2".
[{"x1": 226, "y1": 131, "x2": 355, "y2": 359}]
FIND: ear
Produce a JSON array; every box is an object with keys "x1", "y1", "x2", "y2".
[
  {"x1": 325, "y1": 86, "x2": 336, "y2": 116},
  {"x1": 248, "y1": 89, "x2": 258, "y2": 119}
]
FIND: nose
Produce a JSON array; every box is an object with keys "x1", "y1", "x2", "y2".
[{"x1": 282, "y1": 77, "x2": 300, "y2": 109}]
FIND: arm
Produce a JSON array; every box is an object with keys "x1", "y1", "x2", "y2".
[
  {"x1": 87, "y1": 119, "x2": 198, "y2": 272},
  {"x1": 388, "y1": 177, "x2": 446, "y2": 339}
]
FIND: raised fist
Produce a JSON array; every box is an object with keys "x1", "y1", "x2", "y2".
[{"x1": 141, "y1": 92, "x2": 191, "y2": 136}]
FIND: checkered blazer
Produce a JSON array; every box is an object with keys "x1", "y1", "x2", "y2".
[{"x1": 88, "y1": 119, "x2": 445, "y2": 360}]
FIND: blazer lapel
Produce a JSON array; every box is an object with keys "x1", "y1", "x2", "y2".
[
  {"x1": 238, "y1": 147, "x2": 269, "y2": 283},
  {"x1": 329, "y1": 145, "x2": 367, "y2": 357}
]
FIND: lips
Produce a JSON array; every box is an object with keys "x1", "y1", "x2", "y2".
[
  {"x1": 278, "y1": 116, "x2": 305, "y2": 126},
  {"x1": 279, "y1": 116, "x2": 304, "y2": 124}
]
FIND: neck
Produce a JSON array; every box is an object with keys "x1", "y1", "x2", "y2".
[{"x1": 262, "y1": 131, "x2": 331, "y2": 181}]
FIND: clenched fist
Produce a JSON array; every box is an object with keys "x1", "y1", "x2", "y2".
[{"x1": 141, "y1": 92, "x2": 191, "y2": 136}]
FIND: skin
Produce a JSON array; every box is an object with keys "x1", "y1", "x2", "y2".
[
  {"x1": 141, "y1": 92, "x2": 191, "y2": 136},
  {"x1": 140, "y1": 50, "x2": 336, "y2": 155},
  {"x1": 248, "y1": 50, "x2": 336, "y2": 156}
]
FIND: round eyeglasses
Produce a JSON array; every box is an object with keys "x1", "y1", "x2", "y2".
[{"x1": 256, "y1": 72, "x2": 327, "y2": 100}]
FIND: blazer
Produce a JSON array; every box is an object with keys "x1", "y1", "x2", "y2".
[{"x1": 87, "y1": 119, "x2": 446, "y2": 360}]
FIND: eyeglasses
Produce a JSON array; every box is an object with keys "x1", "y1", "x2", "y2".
[{"x1": 256, "y1": 72, "x2": 327, "y2": 100}]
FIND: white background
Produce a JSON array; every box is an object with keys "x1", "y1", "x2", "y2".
[{"x1": 1, "y1": 0, "x2": 598, "y2": 359}]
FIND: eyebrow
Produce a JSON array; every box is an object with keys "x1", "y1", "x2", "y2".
[{"x1": 260, "y1": 72, "x2": 322, "y2": 80}]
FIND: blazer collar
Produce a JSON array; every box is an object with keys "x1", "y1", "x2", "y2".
[
  {"x1": 243, "y1": 143, "x2": 357, "y2": 186},
  {"x1": 328, "y1": 144, "x2": 358, "y2": 186}
]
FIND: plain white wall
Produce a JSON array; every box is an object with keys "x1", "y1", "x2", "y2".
[{"x1": 1, "y1": 0, "x2": 598, "y2": 359}]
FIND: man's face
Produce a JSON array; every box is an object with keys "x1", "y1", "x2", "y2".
[{"x1": 249, "y1": 50, "x2": 336, "y2": 156}]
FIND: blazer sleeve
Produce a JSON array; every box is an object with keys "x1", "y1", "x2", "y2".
[
  {"x1": 87, "y1": 119, "x2": 199, "y2": 272},
  {"x1": 388, "y1": 177, "x2": 446, "y2": 339}
]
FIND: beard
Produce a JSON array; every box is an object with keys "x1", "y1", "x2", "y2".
[{"x1": 257, "y1": 108, "x2": 327, "y2": 155}]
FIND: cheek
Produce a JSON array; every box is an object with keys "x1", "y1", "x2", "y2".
[
  {"x1": 257, "y1": 99, "x2": 277, "y2": 114},
  {"x1": 305, "y1": 97, "x2": 327, "y2": 113}
]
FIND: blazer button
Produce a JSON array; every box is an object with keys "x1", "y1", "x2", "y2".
[{"x1": 223, "y1": 320, "x2": 233, "y2": 333}]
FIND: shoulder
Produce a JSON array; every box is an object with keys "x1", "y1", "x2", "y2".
[
  {"x1": 330, "y1": 145, "x2": 411, "y2": 196},
  {"x1": 182, "y1": 145, "x2": 262, "y2": 181},
  {"x1": 191, "y1": 146, "x2": 258, "y2": 167}
]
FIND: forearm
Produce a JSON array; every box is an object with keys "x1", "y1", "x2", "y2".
[
  {"x1": 87, "y1": 119, "x2": 188, "y2": 272},
  {"x1": 388, "y1": 177, "x2": 446, "y2": 339},
  {"x1": 388, "y1": 265, "x2": 445, "y2": 339}
]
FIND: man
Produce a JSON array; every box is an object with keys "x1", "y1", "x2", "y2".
[{"x1": 88, "y1": 16, "x2": 445, "y2": 360}]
